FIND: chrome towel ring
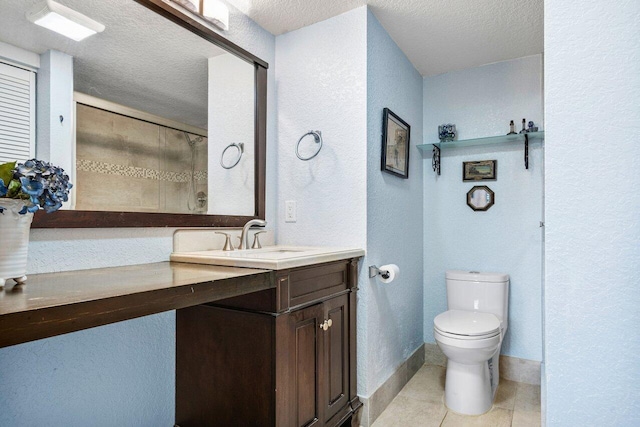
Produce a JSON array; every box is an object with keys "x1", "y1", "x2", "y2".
[
  {"x1": 220, "y1": 142, "x2": 244, "y2": 169},
  {"x1": 296, "y1": 130, "x2": 323, "y2": 161}
]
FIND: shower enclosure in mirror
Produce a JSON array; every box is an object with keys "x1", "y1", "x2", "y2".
[
  {"x1": 0, "y1": 0, "x2": 267, "y2": 227},
  {"x1": 75, "y1": 100, "x2": 210, "y2": 214}
]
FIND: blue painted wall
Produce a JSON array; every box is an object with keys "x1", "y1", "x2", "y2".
[
  {"x1": 0, "y1": 313, "x2": 175, "y2": 426},
  {"x1": 422, "y1": 56, "x2": 544, "y2": 361},
  {"x1": 544, "y1": 0, "x2": 640, "y2": 424},
  {"x1": 365, "y1": 10, "x2": 424, "y2": 393}
]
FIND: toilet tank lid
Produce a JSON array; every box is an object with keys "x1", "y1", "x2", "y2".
[{"x1": 446, "y1": 270, "x2": 509, "y2": 282}]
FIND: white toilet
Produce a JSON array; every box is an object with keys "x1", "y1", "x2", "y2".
[{"x1": 433, "y1": 270, "x2": 509, "y2": 415}]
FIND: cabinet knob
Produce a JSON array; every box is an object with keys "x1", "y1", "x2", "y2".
[{"x1": 319, "y1": 319, "x2": 333, "y2": 331}]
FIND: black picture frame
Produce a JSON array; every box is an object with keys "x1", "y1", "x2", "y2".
[
  {"x1": 463, "y1": 160, "x2": 497, "y2": 181},
  {"x1": 381, "y1": 108, "x2": 410, "y2": 179}
]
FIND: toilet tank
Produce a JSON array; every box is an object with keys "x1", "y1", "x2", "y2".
[{"x1": 446, "y1": 270, "x2": 509, "y2": 330}]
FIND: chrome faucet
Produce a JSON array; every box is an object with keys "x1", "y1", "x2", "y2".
[{"x1": 238, "y1": 219, "x2": 267, "y2": 250}]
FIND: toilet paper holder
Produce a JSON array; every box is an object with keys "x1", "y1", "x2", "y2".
[{"x1": 369, "y1": 265, "x2": 391, "y2": 280}]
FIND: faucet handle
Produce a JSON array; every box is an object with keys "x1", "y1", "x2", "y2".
[
  {"x1": 251, "y1": 231, "x2": 267, "y2": 249},
  {"x1": 215, "y1": 232, "x2": 234, "y2": 251}
]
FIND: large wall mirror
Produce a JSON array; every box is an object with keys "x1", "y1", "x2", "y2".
[{"x1": 0, "y1": 0, "x2": 267, "y2": 227}]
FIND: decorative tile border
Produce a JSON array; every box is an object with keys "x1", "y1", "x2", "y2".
[{"x1": 77, "y1": 159, "x2": 207, "y2": 183}]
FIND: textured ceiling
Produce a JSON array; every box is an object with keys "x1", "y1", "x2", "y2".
[
  {"x1": 0, "y1": 0, "x2": 544, "y2": 123},
  {"x1": 0, "y1": 0, "x2": 228, "y2": 129},
  {"x1": 226, "y1": 0, "x2": 544, "y2": 76}
]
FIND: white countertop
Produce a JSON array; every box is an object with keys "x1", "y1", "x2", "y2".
[{"x1": 170, "y1": 246, "x2": 365, "y2": 270}]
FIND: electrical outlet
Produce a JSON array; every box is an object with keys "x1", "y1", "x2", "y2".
[{"x1": 285, "y1": 201, "x2": 296, "y2": 223}]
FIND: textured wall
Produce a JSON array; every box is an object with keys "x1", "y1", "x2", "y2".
[
  {"x1": 544, "y1": 0, "x2": 640, "y2": 425},
  {"x1": 0, "y1": 40, "x2": 40, "y2": 69},
  {"x1": 208, "y1": 53, "x2": 255, "y2": 216},
  {"x1": 364, "y1": 10, "x2": 424, "y2": 394},
  {"x1": 36, "y1": 50, "x2": 74, "y2": 187},
  {"x1": 0, "y1": 313, "x2": 175, "y2": 427},
  {"x1": 275, "y1": 6, "x2": 370, "y2": 393},
  {"x1": 0, "y1": 3, "x2": 276, "y2": 425},
  {"x1": 423, "y1": 55, "x2": 544, "y2": 361},
  {"x1": 275, "y1": 8, "x2": 367, "y2": 248}
]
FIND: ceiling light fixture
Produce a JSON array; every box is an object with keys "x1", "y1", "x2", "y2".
[
  {"x1": 26, "y1": 0, "x2": 105, "y2": 42},
  {"x1": 202, "y1": 0, "x2": 230, "y2": 31}
]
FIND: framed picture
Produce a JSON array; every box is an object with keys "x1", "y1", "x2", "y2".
[
  {"x1": 381, "y1": 108, "x2": 410, "y2": 179},
  {"x1": 463, "y1": 160, "x2": 497, "y2": 181}
]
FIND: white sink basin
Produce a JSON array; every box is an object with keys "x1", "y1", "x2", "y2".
[{"x1": 170, "y1": 246, "x2": 365, "y2": 270}]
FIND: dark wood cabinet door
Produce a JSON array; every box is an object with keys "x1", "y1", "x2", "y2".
[
  {"x1": 321, "y1": 294, "x2": 350, "y2": 424},
  {"x1": 288, "y1": 302, "x2": 324, "y2": 427}
]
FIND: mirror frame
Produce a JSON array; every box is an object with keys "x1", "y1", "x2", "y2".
[
  {"x1": 32, "y1": 0, "x2": 267, "y2": 228},
  {"x1": 466, "y1": 185, "x2": 495, "y2": 211}
]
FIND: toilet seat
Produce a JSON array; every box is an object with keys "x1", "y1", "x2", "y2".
[{"x1": 434, "y1": 310, "x2": 501, "y2": 339}]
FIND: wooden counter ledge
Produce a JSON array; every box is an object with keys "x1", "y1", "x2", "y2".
[{"x1": 0, "y1": 262, "x2": 273, "y2": 348}]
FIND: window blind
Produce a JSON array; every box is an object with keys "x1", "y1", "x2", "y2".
[{"x1": 0, "y1": 61, "x2": 35, "y2": 164}]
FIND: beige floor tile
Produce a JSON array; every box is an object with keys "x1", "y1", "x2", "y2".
[
  {"x1": 372, "y1": 364, "x2": 541, "y2": 427},
  {"x1": 512, "y1": 383, "x2": 541, "y2": 427},
  {"x1": 441, "y1": 407, "x2": 513, "y2": 427},
  {"x1": 371, "y1": 395, "x2": 447, "y2": 427},
  {"x1": 493, "y1": 379, "x2": 518, "y2": 410},
  {"x1": 398, "y1": 364, "x2": 445, "y2": 403}
]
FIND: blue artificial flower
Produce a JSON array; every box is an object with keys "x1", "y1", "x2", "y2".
[
  {"x1": 16, "y1": 161, "x2": 37, "y2": 178},
  {"x1": 43, "y1": 198, "x2": 62, "y2": 213},
  {"x1": 20, "y1": 176, "x2": 44, "y2": 197},
  {"x1": 2, "y1": 159, "x2": 72, "y2": 214},
  {"x1": 18, "y1": 203, "x2": 39, "y2": 214}
]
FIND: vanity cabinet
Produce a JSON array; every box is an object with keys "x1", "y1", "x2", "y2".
[{"x1": 175, "y1": 258, "x2": 361, "y2": 427}]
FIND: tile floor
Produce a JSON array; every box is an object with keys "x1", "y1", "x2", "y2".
[{"x1": 371, "y1": 364, "x2": 541, "y2": 427}]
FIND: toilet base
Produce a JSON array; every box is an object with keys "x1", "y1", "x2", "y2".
[{"x1": 444, "y1": 359, "x2": 494, "y2": 415}]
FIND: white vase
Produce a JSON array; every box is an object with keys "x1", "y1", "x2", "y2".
[{"x1": 0, "y1": 199, "x2": 33, "y2": 288}]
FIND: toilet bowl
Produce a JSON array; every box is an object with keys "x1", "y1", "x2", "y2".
[
  {"x1": 434, "y1": 310, "x2": 502, "y2": 415},
  {"x1": 433, "y1": 271, "x2": 509, "y2": 416}
]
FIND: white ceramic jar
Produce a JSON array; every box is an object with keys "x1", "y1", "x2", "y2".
[{"x1": 0, "y1": 199, "x2": 33, "y2": 288}]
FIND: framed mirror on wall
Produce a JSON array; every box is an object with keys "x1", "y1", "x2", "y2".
[
  {"x1": 0, "y1": 0, "x2": 267, "y2": 228},
  {"x1": 467, "y1": 185, "x2": 495, "y2": 211}
]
